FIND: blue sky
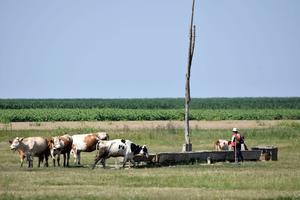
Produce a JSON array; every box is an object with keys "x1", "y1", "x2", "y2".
[{"x1": 0, "y1": 0, "x2": 299, "y2": 98}]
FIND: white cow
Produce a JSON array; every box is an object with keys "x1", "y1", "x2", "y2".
[
  {"x1": 9, "y1": 137, "x2": 50, "y2": 168},
  {"x1": 92, "y1": 139, "x2": 149, "y2": 169},
  {"x1": 71, "y1": 132, "x2": 109, "y2": 165},
  {"x1": 48, "y1": 134, "x2": 73, "y2": 167}
]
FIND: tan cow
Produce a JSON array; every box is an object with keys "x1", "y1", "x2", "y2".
[
  {"x1": 214, "y1": 139, "x2": 232, "y2": 151},
  {"x1": 71, "y1": 132, "x2": 109, "y2": 165},
  {"x1": 9, "y1": 137, "x2": 50, "y2": 168},
  {"x1": 9, "y1": 140, "x2": 26, "y2": 167},
  {"x1": 48, "y1": 134, "x2": 73, "y2": 167}
]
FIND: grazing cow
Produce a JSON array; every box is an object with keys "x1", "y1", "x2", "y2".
[
  {"x1": 9, "y1": 140, "x2": 26, "y2": 167},
  {"x1": 214, "y1": 139, "x2": 232, "y2": 151},
  {"x1": 48, "y1": 134, "x2": 73, "y2": 167},
  {"x1": 9, "y1": 137, "x2": 50, "y2": 168},
  {"x1": 71, "y1": 132, "x2": 109, "y2": 165},
  {"x1": 92, "y1": 139, "x2": 149, "y2": 169}
]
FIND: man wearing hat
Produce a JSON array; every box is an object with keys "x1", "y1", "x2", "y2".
[{"x1": 231, "y1": 128, "x2": 244, "y2": 163}]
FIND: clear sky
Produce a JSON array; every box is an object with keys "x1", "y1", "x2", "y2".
[{"x1": 0, "y1": 0, "x2": 299, "y2": 98}]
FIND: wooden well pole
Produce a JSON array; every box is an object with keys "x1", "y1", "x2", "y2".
[{"x1": 183, "y1": 0, "x2": 196, "y2": 152}]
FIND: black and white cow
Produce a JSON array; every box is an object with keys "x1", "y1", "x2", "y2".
[{"x1": 92, "y1": 139, "x2": 148, "y2": 169}]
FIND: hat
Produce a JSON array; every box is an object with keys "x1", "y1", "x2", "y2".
[{"x1": 232, "y1": 128, "x2": 238, "y2": 132}]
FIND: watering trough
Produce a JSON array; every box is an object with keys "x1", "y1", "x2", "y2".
[{"x1": 133, "y1": 146, "x2": 277, "y2": 166}]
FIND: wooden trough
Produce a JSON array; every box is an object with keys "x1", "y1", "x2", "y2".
[{"x1": 133, "y1": 147, "x2": 277, "y2": 166}]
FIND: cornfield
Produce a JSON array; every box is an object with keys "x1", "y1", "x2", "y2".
[{"x1": 0, "y1": 108, "x2": 299, "y2": 122}]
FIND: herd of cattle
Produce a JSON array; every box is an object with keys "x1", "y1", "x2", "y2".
[
  {"x1": 9, "y1": 132, "x2": 149, "y2": 168},
  {"x1": 8, "y1": 132, "x2": 247, "y2": 168}
]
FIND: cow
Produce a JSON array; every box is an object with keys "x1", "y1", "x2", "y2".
[
  {"x1": 92, "y1": 139, "x2": 149, "y2": 169},
  {"x1": 9, "y1": 137, "x2": 50, "y2": 168},
  {"x1": 214, "y1": 139, "x2": 232, "y2": 151},
  {"x1": 48, "y1": 134, "x2": 73, "y2": 167},
  {"x1": 71, "y1": 132, "x2": 109, "y2": 165},
  {"x1": 9, "y1": 140, "x2": 26, "y2": 167}
]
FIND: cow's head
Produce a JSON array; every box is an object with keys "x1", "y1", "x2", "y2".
[
  {"x1": 10, "y1": 137, "x2": 24, "y2": 151},
  {"x1": 130, "y1": 142, "x2": 149, "y2": 158},
  {"x1": 49, "y1": 137, "x2": 62, "y2": 158},
  {"x1": 97, "y1": 132, "x2": 109, "y2": 141},
  {"x1": 140, "y1": 145, "x2": 149, "y2": 158}
]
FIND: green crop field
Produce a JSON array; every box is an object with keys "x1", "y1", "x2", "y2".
[
  {"x1": 0, "y1": 97, "x2": 300, "y2": 109},
  {"x1": 1, "y1": 122, "x2": 300, "y2": 200},
  {"x1": 0, "y1": 108, "x2": 300, "y2": 123},
  {"x1": 1, "y1": 98, "x2": 299, "y2": 122}
]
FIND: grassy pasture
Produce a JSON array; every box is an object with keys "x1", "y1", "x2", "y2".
[{"x1": 0, "y1": 122, "x2": 300, "y2": 200}]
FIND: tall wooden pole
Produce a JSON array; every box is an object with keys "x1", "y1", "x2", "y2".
[{"x1": 184, "y1": 0, "x2": 196, "y2": 152}]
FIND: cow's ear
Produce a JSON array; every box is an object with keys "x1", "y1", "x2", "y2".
[
  {"x1": 143, "y1": 145, "x2": 148, "y2": 151},
  {"x1": 8, "y1": 140, "x2": 12, "y2": 144},
  {"x1": 19, "y1": 137, "x2": 24, "y2": 142}
]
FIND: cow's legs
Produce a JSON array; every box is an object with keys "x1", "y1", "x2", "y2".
[
  {"x1": 129, "y1": 159, "x2": 136, "y2": 168},
  {"x1": 72, "y1": 149, "x2": 80, "y2": 165},
  {"x1": 44, "y1": 154, "x2": 49, "y2": 167},
  {"x1": 122, "y1": 155, "x2": 128, "y2": 168},
  {"x1": 29, "y1": 160, "x2": 33, "y2": 168},
  {"x1": 27, "y1": 153, "x2": 33, "y2": 168},
  {"x1": 71, "y1": 148, "x2": 77, "y2": 164},
  {"x1": 63, "y1": 153, "x2": 66, "y2": 167},
  {"x1": 66, "y1": 152, "x2": 70, "y2": 167},
  {"x1": 76, "y1": 152, "x2": 81, "y2": 165},
  {"x1": 101, "y1": 158, "x2": 106, "y2": 168},
  {"x1": 53, "y1": 158, "x2": 56, "y2": 167},
  {"x1": 38, "y1": 155, "x2": 43, "y2": 167},
  {"x1": 92, "y1": 156, "x2": 102, "y2": 169},
  {"x1": 20, "y1": 156, "x2": 25, "y2": 167},
  {"x1": 57, "y1": 153, "x2": 61, "y2": 167}
]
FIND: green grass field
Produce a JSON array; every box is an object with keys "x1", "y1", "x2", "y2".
[{"x1": 1, "y1": 122, "x2": 300, "y2": 200}]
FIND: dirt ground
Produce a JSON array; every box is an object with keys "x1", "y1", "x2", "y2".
[{"x1": 0, "y1": 120, "x2": 296, "y2": 131}]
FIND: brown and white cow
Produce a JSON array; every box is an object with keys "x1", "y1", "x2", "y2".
[
  {"x1": 48, "y1": 134, "x2": 73, "y2": 167},
  {"x1": 9, "y1": 137, "x2": 50, "y2": 168},
  {"x1": 214, "y1": 139, "x2": 232, "y2": 151},
  {"x1": 71, "y1": 132, "x2": 109, "y2": 165}
]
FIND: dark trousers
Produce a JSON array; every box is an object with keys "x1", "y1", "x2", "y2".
[{"x1": 234, "y1": 143, "x2": 244, "y2": 162}]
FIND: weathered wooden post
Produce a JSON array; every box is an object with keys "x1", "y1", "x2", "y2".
[{"x1": 183, "y1": 0, "x2": 196, "y2": 152}]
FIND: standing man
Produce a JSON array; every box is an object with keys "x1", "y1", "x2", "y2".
[{"x1": 231, "y1": 128, "x2": 244, "y2": 163}]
